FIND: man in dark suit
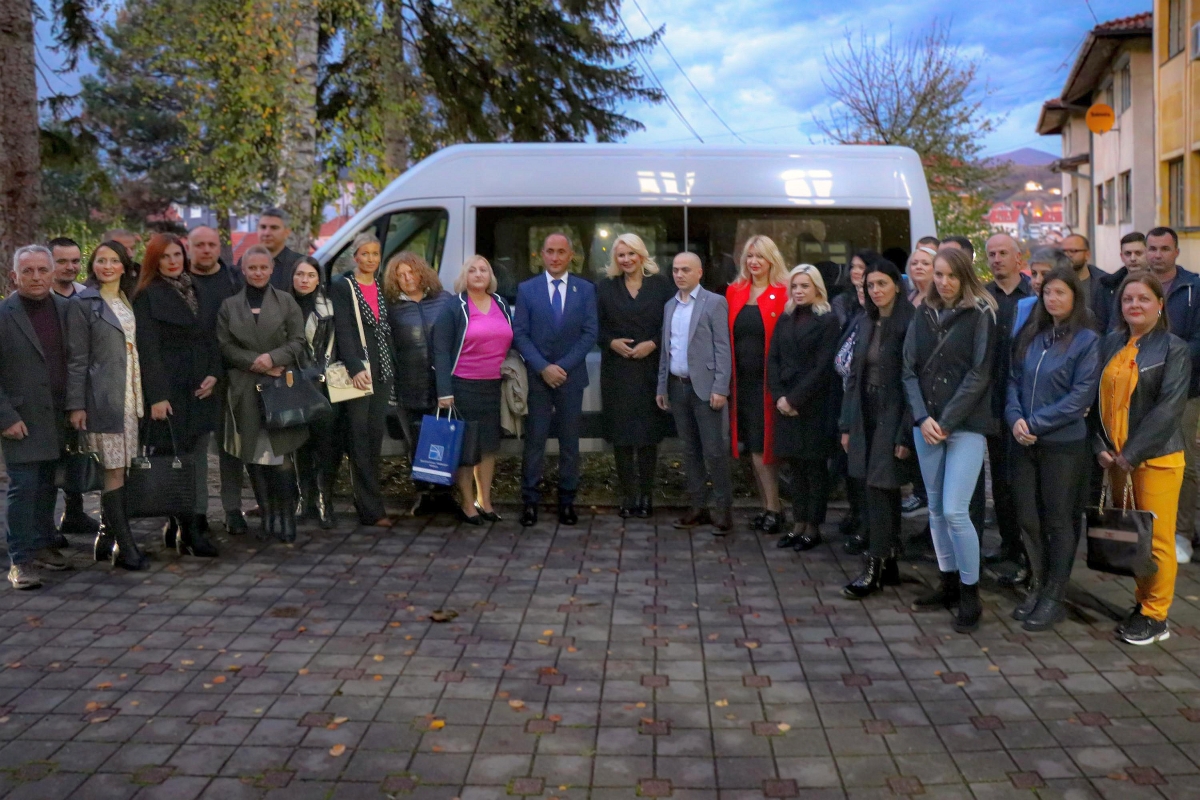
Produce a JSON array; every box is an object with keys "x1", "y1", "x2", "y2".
[
  {"x1": 512, "y1": 233, "x2": 599, "y2": 527},
  {"x1": 0, "y1": 246, "x2": 73, "y2": 588}
]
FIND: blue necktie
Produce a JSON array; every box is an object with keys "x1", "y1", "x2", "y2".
[{"x1": 552, "y1": 278, "x2": 564, "y2": 324}]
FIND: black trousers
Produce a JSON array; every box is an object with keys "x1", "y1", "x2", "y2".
[
  {"x1": 1011, "y1": 438, "x2": 1090, "y2": 591},
  {"x1": 969, "y1": 433, "x2": 1020, "y2": 555},
  {"x1": 614, "y1": 445, "x2": 657, "y2": 505},
  {"x1": 867, "y1": 486, "x2": 902, "y2": 558},
  {"x1": 295, "y1": 409, "x2": 340, "y2": 504},
  {"x1": 344, "y1": 379, "x2": 392, "y2": 523},
  {"x1": 787, "y1": 458, "x2": 829, "y2": 525}
]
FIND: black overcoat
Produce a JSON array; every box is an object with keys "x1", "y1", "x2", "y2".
[{"x1": 766, "y1": 306, "x2": 841, "y2": 460}]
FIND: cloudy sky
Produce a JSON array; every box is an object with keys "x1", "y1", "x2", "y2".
[
  {"x1": 38, "y1": 0, "x2": 1151, "y2": 158},
  {"x1": 617, "y1": 0, "x2": 1151, "y2": 156}
]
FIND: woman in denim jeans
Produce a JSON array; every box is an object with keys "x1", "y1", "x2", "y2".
[{"x1": 902, "y1": 246, "x2": 998, "y2": 633}]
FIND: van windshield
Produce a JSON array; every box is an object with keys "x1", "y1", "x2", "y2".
[{"x1": 475, "y1": 206, "x2": 910, "y2": 300}]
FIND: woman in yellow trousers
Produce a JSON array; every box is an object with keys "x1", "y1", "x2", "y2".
[{"x1": 1095, "y1": 272, "x2": 1191, "y2": 645}]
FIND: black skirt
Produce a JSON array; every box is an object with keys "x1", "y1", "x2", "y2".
[{"x1": 451, "y1": 376, "x2": 502, "y2": 455}]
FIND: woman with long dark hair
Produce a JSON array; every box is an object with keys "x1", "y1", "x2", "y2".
[
  {"x1": 841, "y1": 260, "x2": 915, "y2": 598},
  {"x1": 66, "y1": 241, "x2": 147, "y2": 569},
  {"x1": 1005, "y1": 267, "x2": 1099, "y2": 630},
  {"x1": 1094, "y1": 273, "x2": 1189, "y2": 645},
  {"x1": 902, "y1": 246, "x2": 997, "y2": 633},
  {"x1": 133, "y1": 233, "x2": 221, "y2": 557},
  {"x1": 291, "y1": 256, "x2": 339, "y2": 529}
]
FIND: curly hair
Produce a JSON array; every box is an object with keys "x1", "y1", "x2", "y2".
[{"x1": 383, "y1": 251, "x2": 443, "y2": 302}]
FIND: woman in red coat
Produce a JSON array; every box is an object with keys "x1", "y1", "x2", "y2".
[{"x1": 727, "y1": 235, "x2": 790, "y2": 533}]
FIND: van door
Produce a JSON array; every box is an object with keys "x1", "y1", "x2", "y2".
[{"x1": 322, "y1": 198, "x2": 464, "y2": 284}]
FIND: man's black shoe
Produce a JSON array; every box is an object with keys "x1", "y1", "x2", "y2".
[
  {"x1": 520, "y1": 503, "x2": 538, "y2": 527},
  {"x1": 673, "y1": 508, "x2": 712, "y2": 529},
  {"x1": 225, "y1": 510, "x2": 248, "y2": 535},
  {"x1": 558, "y1": 504, "x2": 578, "y2": 526}
]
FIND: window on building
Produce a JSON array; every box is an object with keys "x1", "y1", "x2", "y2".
[
  {"x1": 1119, "y1": 171, "x2": 1133, "y2": 224},
  {"x1": 1119, "y1": 62, "x2": 1132, "y2": 112},
  {"x1": 1102, "y1": 82, "x2": 1114, "y2": 110},
  {"x1": 1169, "y1": 0, "x2": 1185, "y2": 58},
  {"x1": 1066, "y1": 190, "x2": 1078, "y2": 228},
  {"x1": 1096, "y1": 183, "x2": 1107, "y2": 226},
  {"x1": 1170, "y1": 158, "x2": 1186, "y2": 229}
]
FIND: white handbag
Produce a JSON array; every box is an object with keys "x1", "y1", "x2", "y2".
[{"x1": 325, "y1": 282, "x2": 374, "y2": 404}]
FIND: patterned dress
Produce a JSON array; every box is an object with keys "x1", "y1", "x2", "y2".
[{"x1": 87, "y1": 297, "x2": 144, "y2": 469}]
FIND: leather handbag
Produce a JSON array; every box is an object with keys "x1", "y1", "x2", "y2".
[
  {"x1": 125, "y1": 418, "x2": 196, "y2": 519},
  {"x1": 326, "y1": 284, "x2": 374, "y2": 404},
  {"x1": 257, "y1": 367, "x2": 333, "y2": 429},
  {"x1": 1086, "y1": 475, "x2": 1158, "y2": 579},
  {"x1": 54, "y1": 430, "x2": 104, "y2": 494}
]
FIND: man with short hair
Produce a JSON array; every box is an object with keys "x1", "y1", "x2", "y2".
[
  {"x1": 512, "y1": 233, "x2": 598, "y2": 527},
  {"x1": 47, "y1": 237, "x2": 86, "y2": 298},
  {"x1": 245, "y1": 207, "x2": 303, "y2": 291},
  {"x1": 1144, "y1": 227, "x2": 1200, "y2": 559},
  {"x1": 1121, "y1": 232, "x2": 1148, "y2": 272},
  {"x1": 981, "y1": 234, "x2": 1031, "y2": 576},
  {"x1": 1060, "y1": 233, "x2": 1121, "y2": 332},
  {"x1": 657, "y1": 251, "x2": 734, "y2": 533},
  {"x1": 0, "y1": 247, "x2": 74, "y2": 588},
  {"x1": 188, "y1": 226, "x2": 250, "y2": 535},
  {"x1": 941, "y1": 236, "x2": 974, "y2": 260}
]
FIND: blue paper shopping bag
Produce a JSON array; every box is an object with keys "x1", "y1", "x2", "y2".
[{"x1": 411, "y1": 409, "x2": 465, "y2": 486}]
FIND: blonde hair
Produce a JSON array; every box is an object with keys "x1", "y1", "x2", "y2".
[
  {"x1": 453, "y1": 255, "x2": 498, "y2": 294},
  {"x1": 736, "y1": 235, "x2": 789, "y2": 286},
  {"x1": 925, "y1": 247, "x2": 997, "y2": 312},
  {"x1": 785, "y1": 264, "x2": 831, "y2": 315},
  {"x1": 605, "y1": 233, "x2": 660, "y2": 278}
]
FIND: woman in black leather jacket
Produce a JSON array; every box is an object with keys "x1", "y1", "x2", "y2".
[
  {"x1": 383, "y1": 251, "x2": 453, "y2": 515},
  {"x1": 290, "y1": 257, "x2": 338, "y2": 529}
]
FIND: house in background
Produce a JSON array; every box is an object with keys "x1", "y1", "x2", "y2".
[
  {"x1": 1037, "y1": 12, "x2": 1154, "y2": 273},
  {"x1": 1156, "y1": 0, "x2": 1200, "y2": 267}
]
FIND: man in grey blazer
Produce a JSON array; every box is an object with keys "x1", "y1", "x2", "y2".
[
  {"x1": 656, "y1": 252, "x2": 734, "y2": 533},
  {"x1": 0, "y1": 246, "x2": 73, "y2": 588}
]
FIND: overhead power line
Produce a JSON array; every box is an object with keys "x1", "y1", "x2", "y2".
[
  {"x1": 619, "y1": 13, "x2": 704, "y2": 143},
  {"x1": 628, "y1": 0, "x2": 745, "y2": 143}
]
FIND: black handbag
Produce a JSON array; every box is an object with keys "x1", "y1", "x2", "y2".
[
  {"x1": 1086, "y1": 476, "x2": 1158, "y2": 579},
  {"x1": 257, "y1": 367, "x2": 333, "y2": 430},
  {"x1": 125, "y1": 418, "x2": 196, "y2": 519},
  {"x1": 54, "y1": 430, "x2": 103, "y2": 494}
]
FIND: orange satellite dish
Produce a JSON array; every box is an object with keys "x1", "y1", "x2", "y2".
[{"x1": 1086, "y1": 103, "x2": 1115, "y2": 135}]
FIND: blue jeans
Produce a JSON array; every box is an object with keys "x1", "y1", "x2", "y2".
[
  {"x1": 913, "y1": 429, "x2": 986, "y2": 585},
  {"x1": 6, "y1": 460, "x2": 58, "y2": 566}
]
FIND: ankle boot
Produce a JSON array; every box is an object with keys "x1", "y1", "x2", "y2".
[
  {"x1": 954, "y1": 581, "x2": 982, "y2": 633},
  {"x1": 178, "y1": 514, "x2": 219, "y2": 557},
  {"x1": 881, "y1": 556, "x2": 901, "y2": 586},
  {"x1": 843, "y1": 528, "x2": 867, "y2": 555},
  {"x1": 273, "y1": 465, "x2": 298, "y2": 543},
  {"x1": 1012, "y1": 582, "x2": 1042, "y2": 622},
  {"x1": 761, "y1": 510, "x2": 784, "y2": 535},
  {"x1": 911, "y1": 570, "x2": 960, "y2": 612},
  {"x1": 103, "y1": 488, "x2": 147, "y2": 570},
  {"x1": 1023, "y1": 579, "x2": 1068, "y2": 632},
  {"x1": 843, "y1": 556, "x2": 886, "y2": 599}
]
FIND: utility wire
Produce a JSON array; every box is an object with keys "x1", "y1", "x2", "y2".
[
  {"x1": 628, "y1": 0, "x2": 745, "y2": 143},
  {"x1": 619, "y1": 13, "x2": 704, "y2": 143},
  {"x1": 1082, "y1": 0, "x2": 1099, "y2": 25}
]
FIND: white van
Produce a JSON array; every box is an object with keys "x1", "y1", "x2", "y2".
[{"x1": 314, "y1": 143, "x2": 935, "y2": 443}]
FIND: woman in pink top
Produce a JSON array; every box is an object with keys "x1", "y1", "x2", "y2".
[{"x1": 432, "y1": 256, "x2": 515, "y2": 524}]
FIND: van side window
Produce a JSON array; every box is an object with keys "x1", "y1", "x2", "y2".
[
  {"x1": 323, "y1": 208, "x2": 449, "y2": 280},
  {"x1": 476, "y1": 207, "x2": 685, "y2": 302}
]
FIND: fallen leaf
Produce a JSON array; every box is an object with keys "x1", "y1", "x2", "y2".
[
  {"x1": 373, "y1": 675, "x2": 382, "y2": 681},
  {"x1": 329, "y1": 744, "x2": 346, "y2": 756},
  {"x1": 508, "y1": 699, "x2": 526, "y2": 710},
  {"x1": 714, "y1": 699, "x2": 729, "y2": 707},
  {"x1": 497, "y1": 691, "x2": 511, "y2": 699},
  {"x1": 707, "y1": 634, "x2": 719, "y2": 641},
  {"x1": 777, "y1": 722, "x2": 791, "y2": 732},
  {"x1": 212, "y1": 675, "x2": 226, "y2": 684},
  {"x1": 430, "y1": 610, "x2": 458, "y2": 623},
  {"x1": 373, "y1": 655, "x2": 384, "y2": 662},
  {"x1": 548, "y1": 714, "x2": 562, "y2": 722},
  {"x1": 181, "y1": 660, "x2": 194, "y2": 666},
  {"x1": 566, "y1": 647, "x2": 578, "y2": 653},
  {"x1": 542, "y1": 630, "x2": 554, "y2": 636},
  {"x1": 84, "y1": 701, "x2": 102, "y2": 713},
  {"x1": 389, "y1": 622, "x2": 401, "y2": 628},
  {"x1": 429, "y1": 719, "x2": 445, "y2": 730},
  {"x1": 635, "y1": 702, "x2": 646, "y2": 709},
  {"x1": 333, "y1": 716, "x2": 349, "y2": 724},
  {"x1": 431, "y1": 744, "x2": 444, "y2": 752},
  {"x1": 745, "y1": 642, "x2": 759, "y2": 649},
  {"x1": 96, "y1": 682, "x2": 112, "y2": 690},
  {"x1": 298, "y1": 669, "x2": 310, "y2": 676}
]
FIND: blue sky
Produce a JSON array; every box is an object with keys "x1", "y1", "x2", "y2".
[{"x1": 38, "y1": 0, "x2": 1152, "y2": 158}]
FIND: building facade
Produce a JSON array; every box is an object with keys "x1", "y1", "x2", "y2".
[
  {"x1": 1037, "y1": 13, "x2": 1154, "y2": 273},
  {"x1": 1156, "y1": 0, "x2": 1200, "y2": 267}
]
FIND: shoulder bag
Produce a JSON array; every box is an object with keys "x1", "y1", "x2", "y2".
[
  {"x1": 325, "y1": 282, "x2": 374, "y2": 403},
  {"x1": 257, "y1": 367, "x2": 333, "y2": 429},
  {"x1": 1086, "y1": 474, "x2": 1158, "y2": 579}
]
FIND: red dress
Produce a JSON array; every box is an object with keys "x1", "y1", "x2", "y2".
[{"x1": 725, "y1": 281, "x2": 788, "y2": 464}]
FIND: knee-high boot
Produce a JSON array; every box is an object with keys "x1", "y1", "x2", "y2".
[
  {"x1": 272, "y1": 464, "x2": 298, "y2": 543},
  {"x1": 294, "y1": 446, "x2": 317, "y2": 519},
  {"x1": 1012, "y1": 527, "x2": 1046, "y2": 621},
  {"x1": 247, "y1": 465, "x2": 273, "y2": 540},
  {"x1": 316, "y1": 462, "x2": 336, "y2": 530},
  {"x1": 103, "y1": 487, "x2": 147, "y2": 570}
]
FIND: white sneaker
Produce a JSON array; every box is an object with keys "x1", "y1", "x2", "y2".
[
  {"x1": 1177, "y1": 535, "x2": 1193, "y2": 564},
  {"x1": 7, "y1": 564, "x2": 41, "y2": 590}
]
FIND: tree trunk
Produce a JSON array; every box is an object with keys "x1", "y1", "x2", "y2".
[
  {"x1": 381, "y1": 0, "x2": 410, "y2": 176},
  {"x1": 0, "y1": 0, "x2": 41, "y2": 293},
  {"x1": 217, "y1": 206, "x2": 234, "y2": 267},
  {"x1": 278, "y1": 0, "x2": 320, "y2": 254}
]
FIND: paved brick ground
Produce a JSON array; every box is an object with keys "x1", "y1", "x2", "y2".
[{"x1": 1, "y1": 499, "x2": 1200, "y2": 799}]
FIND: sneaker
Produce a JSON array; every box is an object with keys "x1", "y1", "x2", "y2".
[
  {"x1": 1178, "y1": 535, "x2": 1194, "y2": 564},
  {"x1": 33, "y1": 548, "x2": 68, "y2": 571},
  {"x1": 7, "y1": 564, "x2": 41, "y2": 590},
  {"x1": 1120, "y1": 612, "x2": 1170, "y2": 646},
  {"x1": 900, "y1": 494, "x2": 927, "y2": 518},
  {"x1": 1114, "y1": 605, "x2": 1141, "y2": 637}
]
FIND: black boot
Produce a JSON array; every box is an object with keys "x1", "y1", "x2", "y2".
[
  {"x1": 178, "y1": 514, "x2": 219, "y2": 558},
  {"x1": 843, "y1": 529, "x2": 867, "y2": 556},
  {"x1": 60, "y1": 492, "x2": 100, "y2": 535},
  {"x1": 316, "y1": 468, "x2": 336, "y2": 530},
  {"x1": 843, "y1": 556, "x2": 886, "y2": 599},
  {"x1": 954, "y1": 581, "x2": 982, "y2": 633},
  {"x1": 1023, "y1": 579, "x2": 1068, "y2": 632},
  {"x1": 103, "y1": 488, "x2": 147, "y2": 571},
  {"x1": 761, "y1": 511, "x2": 784, "y2": 535},
  {"x1": 161, "y1": 517, "x2": 179, "y2": 550},
  {"x1": 273, "y1": 465, "x2": 298, "y2": 543},
  {"x1": 93, "y1": 509, "x2": 116, "y2": 563},
  {"x1": 247, "y1": 466, "x2": 272, "y2": 540},
  {"x1": 911, "y1": 570, "x2": 960, "y2": 612},
  {"x1": 881, "y1": 557, "x2": 901, "y2": 586},
  {"x1": 293, "y1": 450, "x2": 317, "y2": 520}
]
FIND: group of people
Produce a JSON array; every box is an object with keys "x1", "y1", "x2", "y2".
[{"x1": 1, "y1": 213, "x2": 1193, "y2": 647}]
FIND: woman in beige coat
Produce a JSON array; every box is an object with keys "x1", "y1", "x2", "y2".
[{"x1": 217, "y1": 245, "x2": 309, "y2": 542}]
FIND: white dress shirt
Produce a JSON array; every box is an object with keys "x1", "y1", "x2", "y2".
[
  {"x1": 669, "y1": 285, "x2": 701, "y2": 378},
  {"x1": 545, "y1": 270, "x2": 569, "y2": 307}
]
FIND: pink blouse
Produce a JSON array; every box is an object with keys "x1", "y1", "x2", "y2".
[
  {"x1": 357, "y1": 280, "x2": 380, "y2": 321},
  {"x1": 453, "y1": 297, "x2": 513, "y2": 380}
]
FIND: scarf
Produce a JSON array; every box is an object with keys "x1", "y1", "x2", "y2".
[
  {"x1": 161, "y1": 272, "x2": 199, "y2": 316},
  {"x1": 352, "y1": 280, "x2": 394, "y2": 385}
]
